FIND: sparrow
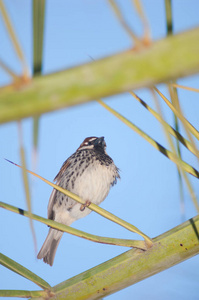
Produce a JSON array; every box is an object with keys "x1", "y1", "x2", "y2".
[{"x1": 37, "y1": 136, "x2": 120, "y2": 266}]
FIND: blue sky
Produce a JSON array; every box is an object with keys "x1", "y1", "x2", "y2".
[{"x1": 1, "y1": 1, "x2": 199, "y2": 299}]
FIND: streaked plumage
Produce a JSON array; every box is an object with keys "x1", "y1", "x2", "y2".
[{"x1": 37, "y1": 136, "x2": 120, "y2": 266}]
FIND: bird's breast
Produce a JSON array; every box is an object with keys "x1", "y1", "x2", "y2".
[{"x1": 71, "y1": 161, "x2": 116, "y2": 205}]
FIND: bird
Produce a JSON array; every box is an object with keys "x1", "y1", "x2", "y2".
[{"x1": 37, "y1": 136, "x2": 120, "y2": 266}]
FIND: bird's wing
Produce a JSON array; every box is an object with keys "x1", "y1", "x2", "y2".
[
  {"x1": 47, "y1": 188, "x2": 57, "y2": 220},
  {"x1": 53, "y1": 158, "x2": 71, "y2": 182},
  {"x1": 47, "y1": 158, "x2": 71, "y2": 220}
]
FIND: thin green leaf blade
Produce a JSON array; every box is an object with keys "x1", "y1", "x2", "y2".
[
  {"x1": 0, "y1": 289, "x2": 47, "y2": 298},
  {"x1": 0, "y1": 201, "x2": 148, "y2": 250},
  {"x1": 33, "y1": 0, "x2": 45, "y2": 75},
  {"x1": 98, "y1": 100, "x2": 199, "y2": 179},
  {"x1": 0, "y1": 253, "x2": 51, "y2": 290},
  {"x1": 3, "y1": 160, "x2": 153, "y2": 246},
  {"x1": 32, "y1": 0, "x2": 46, "y2": 169},
  {"x1": 130, "y1": 91, "x2": 197, "y2": 156},
  {"x1": 18, "y1": 122, "x2": 38, "y2": 253}
]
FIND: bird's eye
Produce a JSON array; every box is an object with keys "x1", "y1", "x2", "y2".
[{"x1": 88, "y1": 141, "x2": 92, "y2": 145}]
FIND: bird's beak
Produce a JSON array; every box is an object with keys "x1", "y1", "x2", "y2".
[{"x1": 95, "y1": 136, "x2": 105, "y2": 147}]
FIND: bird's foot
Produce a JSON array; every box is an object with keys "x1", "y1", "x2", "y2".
[{"x1": 80, "y1": 200, "x2": 91, "y2": 211}]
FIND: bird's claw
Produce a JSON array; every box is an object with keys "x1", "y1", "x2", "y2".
[{"x1": 80, "y1": 200, "x2": 91, "y2": 211}]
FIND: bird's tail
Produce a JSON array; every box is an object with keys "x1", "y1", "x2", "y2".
[{"x1": 37, "y1": 228, "x2": 63, "y2": 266}]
